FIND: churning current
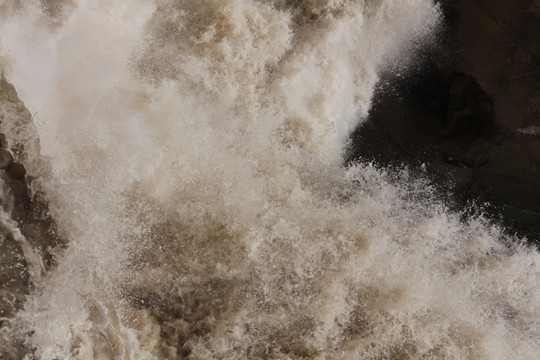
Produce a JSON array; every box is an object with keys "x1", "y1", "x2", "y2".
[{"x1": 0, "y1": 0, "x2": 539, "y2": 359}]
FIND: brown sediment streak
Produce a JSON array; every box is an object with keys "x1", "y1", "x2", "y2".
[{"x1": 0, "y1": 1, "x2": 539, "y2": 359}]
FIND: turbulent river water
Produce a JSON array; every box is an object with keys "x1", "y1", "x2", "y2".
[{"x1": 0, "y1": 0, "x2": 539, "y2": 359}]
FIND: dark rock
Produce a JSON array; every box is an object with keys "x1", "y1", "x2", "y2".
[
  {"x1": 469, "y1": 136, "x2": 540, "y2": 239},
  {"x1": 347, "y1": 0, "x2": 540, "y2": 243},
  {"x1": 0, "y1": 73, "x2": 65, "y2": 342},
  {"x1": 442, "y1": 72, "x2": 494, "y2": 140},
  {"x1": 5, "y1": 162, "x2": 26, "y2": 181}
]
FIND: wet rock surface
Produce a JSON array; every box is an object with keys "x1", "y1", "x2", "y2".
[
  {"x1": 348, "y1": 0, "x2": 540, "y2": 243},
  {"x1": 0, "y1": 73, "x2": 64, "y2": 340}
]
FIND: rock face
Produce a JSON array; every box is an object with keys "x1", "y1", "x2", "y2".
[
  {"x1": 348, "y1": 0, "x2": 540, "y2": 243},
  {"x1": 443, "y1": 72, "x2": 494, "y2": 141},
  {"x1": 0, "y1": 73, "x2": 63, "y2": 341}
]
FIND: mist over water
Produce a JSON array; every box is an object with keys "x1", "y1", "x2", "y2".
[{"x1": 0, "y1": 0, "x2": 539, "y2": 358}]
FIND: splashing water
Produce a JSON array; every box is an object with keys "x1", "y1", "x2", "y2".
[{"x1": 0, "y1": 0, "x2": 539, "y2": 358}]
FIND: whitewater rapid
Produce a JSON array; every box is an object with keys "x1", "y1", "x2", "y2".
[{"x1": 0, "y1": 0, "x2": 539, "y2": 359}]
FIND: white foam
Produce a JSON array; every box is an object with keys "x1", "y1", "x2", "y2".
[{"x1": 1, "y1": 0, "x2": 539, "y2": 359}]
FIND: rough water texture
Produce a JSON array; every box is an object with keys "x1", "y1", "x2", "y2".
[{"x1": 0, "y1": 0, "x2": 539, "y2": 359}]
